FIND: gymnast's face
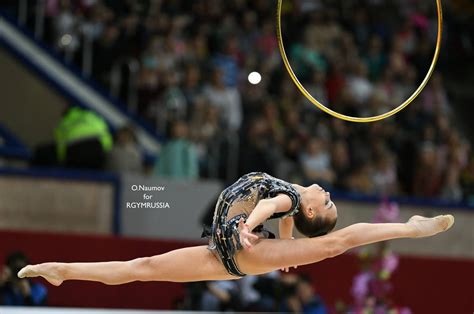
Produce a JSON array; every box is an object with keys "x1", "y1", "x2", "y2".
[{"x1": 303, "y1": 184, "x2": 338, "y2": 223}]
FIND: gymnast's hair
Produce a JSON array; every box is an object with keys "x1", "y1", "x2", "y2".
[{"x1": 293, "y1": 211, "x2": 337, "y2": 237}]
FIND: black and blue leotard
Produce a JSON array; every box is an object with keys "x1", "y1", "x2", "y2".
[{"x1": 203, "y1": 172, "x2": 301, "y2": 277}]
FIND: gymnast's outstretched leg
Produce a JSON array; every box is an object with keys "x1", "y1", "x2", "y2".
[
  {"x1": 18, "y1": 246, "x2": 236, "y2": 286},
  {"x1": 236, "y1": 215, "x2": 454, "y2": 275},
  {"x1": 18, "y1": 215, "x2": 453, "y2": 284}
]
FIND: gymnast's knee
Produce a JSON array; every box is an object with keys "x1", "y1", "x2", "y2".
[{"x1": 129, "y1": 256, "x2": 163, "y2": 281}]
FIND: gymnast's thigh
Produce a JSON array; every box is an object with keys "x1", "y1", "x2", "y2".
[
  {"x1": 155, "y1": 245, "x2": 238, "y2": 282},
  {"x1": 235, "y1": 237, "x2": 332, "y2": 275}
]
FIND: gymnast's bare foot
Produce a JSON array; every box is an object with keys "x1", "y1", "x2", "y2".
[
  {"x1": 407, "y1": 215, "x2": 454, "y2": 238},
  {"x1": 18, "y1": 263, "x2": 64, "y2": 286}
]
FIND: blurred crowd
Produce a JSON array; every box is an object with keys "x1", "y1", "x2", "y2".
[
  {"x1": 7, "y1": 0, "x2": 473, "y2": 202},
  {"x1": 0, "y1": 252, "x2": 47, "y2": 306},
  {"x1": 178, "y1": 272, "x2": 328, "y2": 313}
]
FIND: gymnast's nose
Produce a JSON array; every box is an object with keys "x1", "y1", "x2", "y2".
[{"x1": 314, "y1": 184, "x2": 324, "y2": 191}]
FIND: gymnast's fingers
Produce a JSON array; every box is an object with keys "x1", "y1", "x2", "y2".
[
  {"x1": 243, "y1": 238, "x2": 253, "y2": 249},
  {"x1": 247, "y1": 232, "x2": 258, "y2": 240}
]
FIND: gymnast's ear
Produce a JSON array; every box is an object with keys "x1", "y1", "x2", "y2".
[{"x1": 303, "y1": 206, "x2": 315, "y2": 219}]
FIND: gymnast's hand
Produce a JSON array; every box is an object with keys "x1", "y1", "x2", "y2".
[
  {"x1": 238, "y1": 219, "x2": 259, "y2": 249},
  {"x1": 281, "y1": 237, "x2": 298, "y2": 272},
  {"x1": 281, "y1": 265, "x2": 298, "y2": 273}
]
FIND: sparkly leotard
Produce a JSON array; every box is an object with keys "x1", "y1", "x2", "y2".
[{"x1": 204, "y1": 172, "x2": 301, "y2": 277}]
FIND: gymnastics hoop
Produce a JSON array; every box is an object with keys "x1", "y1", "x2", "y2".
[{"x1": 276, "y1": 0, "x2": 443, "y2": 123}]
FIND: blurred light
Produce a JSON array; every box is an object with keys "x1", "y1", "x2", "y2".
[
  {"x1": 61, "y1": 34, "x2": 72, "y2": 46},
  {"x1": 248, "y1": 71, "x2": 261, "y2": 85}
]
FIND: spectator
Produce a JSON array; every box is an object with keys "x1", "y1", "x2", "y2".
[
  {"x1": 182, "y1": 65, "x2": 204, "y2": 113},
  {"x1": 296, "y1": 274, "x2": 329, "y2": 314},
  {"x1": 300, "y1": 137, "x2": 334, "y2": 187},
  {"x1": 412, "y1": 144, "x2": 443, "y2": 197},
  {"x1": 203, "y1": 68, "x2": 242, "y2": 132},
  {"x1": 331, "y1": 140, "x2": 351, "y2": 189},
  {"x1": 347, "y1": 60, "x2": 374, "y2": 105},
  {"x1": 18, "y1": 0, "x2": 468, "y2": 201},
  {"x1": 280, "y1": 274, "x2": 328, "y2": 314},
  {"x1": 160, "y1": 71, "x2": 187, "y2": 122},
  {"x1": 364, "y1": 35, "x2": 387, "y2": 82},
  {"x1": 239, "y1": 117, "x2": 280, "y2": 176},
  {"x1": 346, "y1": 162, "x2": 375, "y2": 195},
  {"x1": 280, "y1": 274, "x2": 301, "y2": 313},
  {"x1": 256, "y1": 19, "x2": 279, "y2": 59},
  {"x1": 200, "y1": 280, "x2": 241, "y2": 312},
  {"x1": 441, "y1": 161, "x2": 463, "y2": 202},
  {"x1": 0, "y1": 252, "x2": 47, "y2": 306},
  {"x1": 212, "y1": 36, "x2": 241, "y2": 88},
  {"x1": 92, "y1": 23, "x2": 122, "y2": 87},
  {"x1": 290, "y1": 30, "x2": 327, "y2": 82},
  {"x1": 306, "y1": 70, "x2": 329, "y2": 108},
  {"x1": 154, "y1": 120, "x2": 198, "y2": 179},
  {"x1": 107, "y1": 126, "x2": 142, "y2": 174},
  {"x1": 371, "y1": 153, "x2": 398, "y2": 196},
  {"x1": 55, "y1": 106, "x2": 113, "y2": 170},
  {"x1": 189, "y1": 100, "x2": 220, "y2": 176},
  {"x1": 421, "y1": 73, "x2": 450, "y2": 114},
  {"x1": 31, "y1": 106, "x2": 113, "y2": 170},
  {"x1": 240, "y1": 272, "x2": 280, "y2": 311}
]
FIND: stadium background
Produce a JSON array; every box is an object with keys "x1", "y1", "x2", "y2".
[{"x1": 0, "y1": 0, "x2": 472, "y2": 313}]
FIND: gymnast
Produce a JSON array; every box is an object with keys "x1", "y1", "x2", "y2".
[{"x1": 18, "y1": 172, "x2": 454, "y2": 285}]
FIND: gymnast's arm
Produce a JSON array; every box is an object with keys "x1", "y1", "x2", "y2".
[
  {"x1": 279, "y1": 216, "x2": 294, "y2": 240},
  {"x1": 239, "y1": 194, "x2": 292, "y2": 249},
  {"x1": 245, "y1": 194, "x2": 292, "y2": 232},
  {"x1": 278, "y1": 216, "x2": 298, "y2": 272}
]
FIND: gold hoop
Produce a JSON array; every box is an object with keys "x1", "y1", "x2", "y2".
[{"x1": 276, "y1": 0, "x2": 443, "y2": 123}]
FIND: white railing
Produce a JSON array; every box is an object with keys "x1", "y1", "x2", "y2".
[
  {"x1": 8, "y1": 1, "x2": 242, "y2": 177},
  {"x1": 16, "y1": 0, "x2": 141, "y2": 114},
  {"x1": 0, "y1": 14, "x2": 161, "y2": 154}
]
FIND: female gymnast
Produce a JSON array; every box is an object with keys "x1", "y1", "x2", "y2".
[{"x1": 18, "y1": 172, "x2": 454, "y2": 285}]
